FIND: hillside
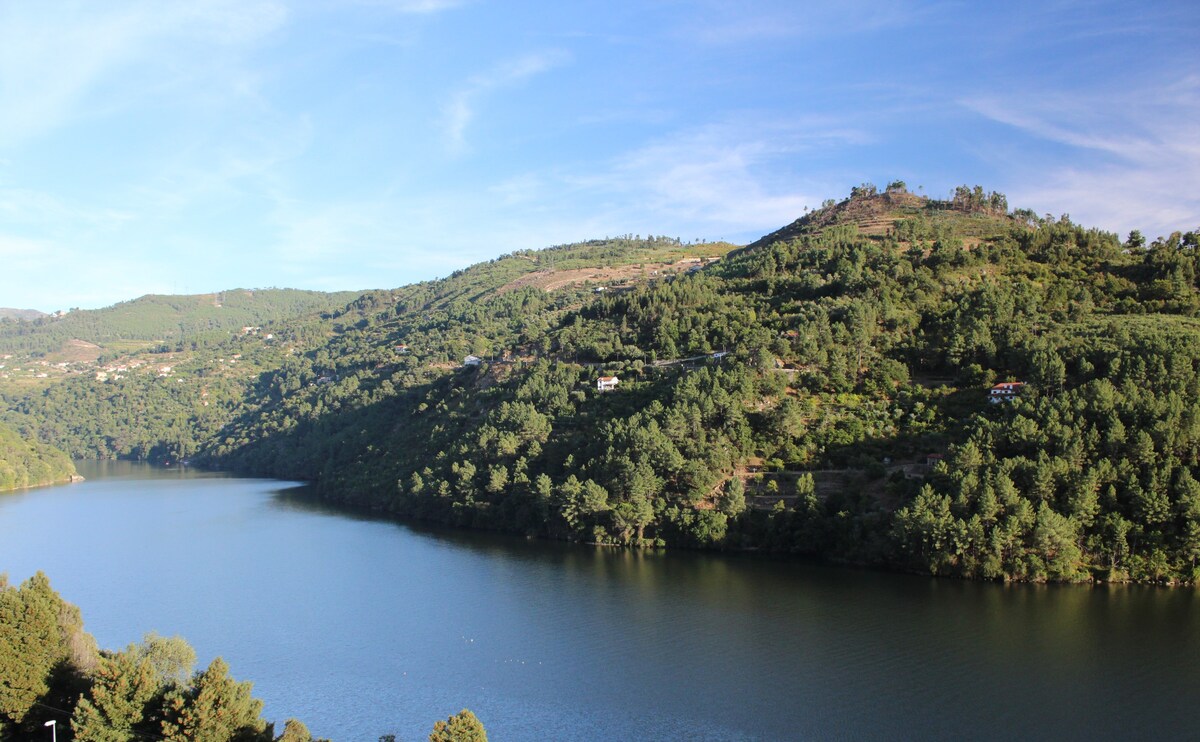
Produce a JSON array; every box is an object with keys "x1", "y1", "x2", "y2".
[
  {"x1": 5, "y1": 183, "x2": 1200, "y2": 584},
  {"x1": 0, "y1": 422, "x2": 76, "y2": 491},
  {"x1": 0, "y1": 288, "x2": 363, "y2": 359},
  {"x1": 0, "y1": 308, "x2": 46, "y2": 321}
]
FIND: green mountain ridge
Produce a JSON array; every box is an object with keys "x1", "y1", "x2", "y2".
[
  {"x1": 0, "y1": 288, "x2": 363, "y2": 358},
  {"x1": 5, "y1": 184, "x2": 1200, "y2": 584}
]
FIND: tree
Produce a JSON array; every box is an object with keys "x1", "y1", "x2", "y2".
[
  {"x1": 132, "y1": 632, "x2": 196, "y2": 687},
  {"x1": 74, "y1": 633, "x2": 197, "y2": 742},
  {"x1": 0, "y1": 573, "x2": 73, "y2": 726},
  {"x1": 429, "y1": 709, "x2": 487, "y2": 742},
  {"x1": 276, "y1": 719, "x2": 313, "y2": 742},
  {"x1": 718, "y1": 477, "x2": 746, "y2": 515},
  {"x1": 1032, "y1": 504, "x2": 1083, "y2": 580},
  {"x1": 72, "y1": 651, "x2": 159, "y2": 742},
  {"x1": 612, "y1": 494, "x2": 655, "y2": 544},
  {"x1": 161, "y1": 657, "x2": 269, "y2": 742}
]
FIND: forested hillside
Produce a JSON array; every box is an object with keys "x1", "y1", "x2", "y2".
[
  {"x1": 0, "y1": 288, "x2": 361, "y2": 357},
  {"x1": 5, "y1": 184, "x2": 1200, "y2": 584},
  {"x1": 0, "y1": 422, "x2": 75, "y2": 491}
]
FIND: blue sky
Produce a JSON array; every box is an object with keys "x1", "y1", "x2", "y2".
[{"x1": 1, "y1": 0, "x2": 1197, "y2": 311}]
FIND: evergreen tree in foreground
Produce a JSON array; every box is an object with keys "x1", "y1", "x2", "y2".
[{"x1": 429, "y1": 709, "x2": 488, "y2": 742}]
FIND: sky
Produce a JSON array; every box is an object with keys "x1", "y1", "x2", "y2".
[{"x1": 1, "y1": 0, "x2": 1197, "y2": 311}]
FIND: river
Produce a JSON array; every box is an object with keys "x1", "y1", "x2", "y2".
[{"x1": 2, "y1": 462, "x2": 1199, "y2": 740}]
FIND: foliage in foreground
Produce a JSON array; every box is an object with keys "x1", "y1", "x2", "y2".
[{"x1": 0, "y1": 573, "x2": 485, "y2": 741}]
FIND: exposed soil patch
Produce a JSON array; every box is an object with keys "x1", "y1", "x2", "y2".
[
  {"x1": 46, "y1": 338, "x2": 105, "y2": 363},
  {"x1": 495, "y1": 261, "x2": 701, "y2": 295}
]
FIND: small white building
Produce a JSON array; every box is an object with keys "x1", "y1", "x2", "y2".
[
  {"x1": 597, "y1": 376, "x2": 620, "y2": 392},
  {"x1": 989, "y1": 381, "x2": 1026, "y2": 403},
  {"x1": 463, "y1": 355, "x2": 483, "y2": 367}
]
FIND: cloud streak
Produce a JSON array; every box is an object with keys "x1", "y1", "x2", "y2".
[
  {"x1": 677, "y1": 0, "x2": 923, "y2": 44},
  {"x1": 443, "y1": 51, "x2": 570, "y2": 154},
  {"x1": 0, "y1": 1, "x2": 287, "y2": 146},
  {"x1": 963, "y1": 76, "x2": 1200, "y2": 236},
  {"x1": 380, "y1": 0, "x2": 469, "y2": 12},
  {"x1": 561, "y1": 118, "x2": 867, "y2": 237}
]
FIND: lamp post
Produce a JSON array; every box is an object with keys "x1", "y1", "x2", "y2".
[{"x1": 44, "y1": 719, "x2": 56, "y2": 742}]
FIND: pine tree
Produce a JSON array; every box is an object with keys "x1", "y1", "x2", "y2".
[
  {"x1": 161, "y1": 657, "x2": 268, "y2": 742},
  {"x1": 0, "y1": 573, "x2": 71, "y2": 726},
  {"x1": 275, "y1": 719, "x2": 313, "y2": 742},
  {"x1": 429, "y1": 709, "x2": 487, "y2": 742},
  {"x1": 72, "y1": 651, "x2": 158, "y2": 742}
]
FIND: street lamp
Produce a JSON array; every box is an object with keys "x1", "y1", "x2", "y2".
[{"x1": 44, "y1": 719, "x2": 56, "y2": 742}]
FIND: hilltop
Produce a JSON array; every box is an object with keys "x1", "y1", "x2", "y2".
[
  {"x1": 4, "y1": 183, "x2": 1200, "y2": 584},
  {"x1": 744, "y1": 182, "x2": 1023, "y2": 253},
  {"x1": 0, "y1": 308, "x2": 47, "y2": 321}
]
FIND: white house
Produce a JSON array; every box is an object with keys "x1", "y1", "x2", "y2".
[
  {"x1": 597, "y1": 376, "x2": 619, "y2": 391},
  {"x1": 463, "y1": 355, "x2": 483, "y2": 367},
  {"x1": 988, "y1": 381, "x2": 1026, "y2": 403}
]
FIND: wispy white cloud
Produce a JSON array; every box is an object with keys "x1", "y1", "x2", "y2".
[
  {"x1": 677, "y1": 0, "x2": 924, "y2": 45},
  {"x1": 442, "y1": 51, "x2": 570, "y2": 154},
  {"x1": 191, "y1": 116, "x2": 840, "y2": 291},
  {"x1": 370, "y1": 0, "x2": 470, "y2": 13},
  {"x1": 396, "y1": 117, "x2": 869, "y2": 259},
  {"x1": 0, "y1": 234, "x2": 50, "y2": 261},
  {"x1": 262, "y1": 188, "x2": 474, "y2": 290},
  {"x1": 561, "y1": 118, "x2": 866, "y2": 236},
  {"x1": 0, "y1": 1, "x2": 287, "y2": 145},
  {"x1": 0, "y1": 188, "x2": 134, "y2": 234},
  {"x1": 0, "y1": 231, "x2": 170, "y2": 311},
  {"x1": 133, "y1": 114, "x2": 315, "y2": 217},
  {"x1": 963, "y1": 76, "x2": 1200, "y2": 236}
]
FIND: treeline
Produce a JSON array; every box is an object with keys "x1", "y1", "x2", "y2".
[
  {"x1": 0, "y1": 573, "x2": 487, "y2": 741},
  {"x1": 0, "y1": 422, "x2": 75, "y2": 491}
]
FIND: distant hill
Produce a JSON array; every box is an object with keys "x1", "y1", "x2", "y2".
[
  {"x1": 0, "y1": 288, "x2": 363, "y2": 357},
  {"x1": 0, "y1": 421, "x2": 75, "y2": 491},
  {"x1": 0, "y1": 308, "x2": 47, "y2": 321}
]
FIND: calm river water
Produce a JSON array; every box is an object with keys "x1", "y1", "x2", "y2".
[{"x1": 2, "y1": 462, "x2": 1199, "y2": 740}]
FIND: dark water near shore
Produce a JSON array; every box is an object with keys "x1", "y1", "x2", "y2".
[{"x1": 2, "y1": 461, "x2": 1198, "y2": 740}]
